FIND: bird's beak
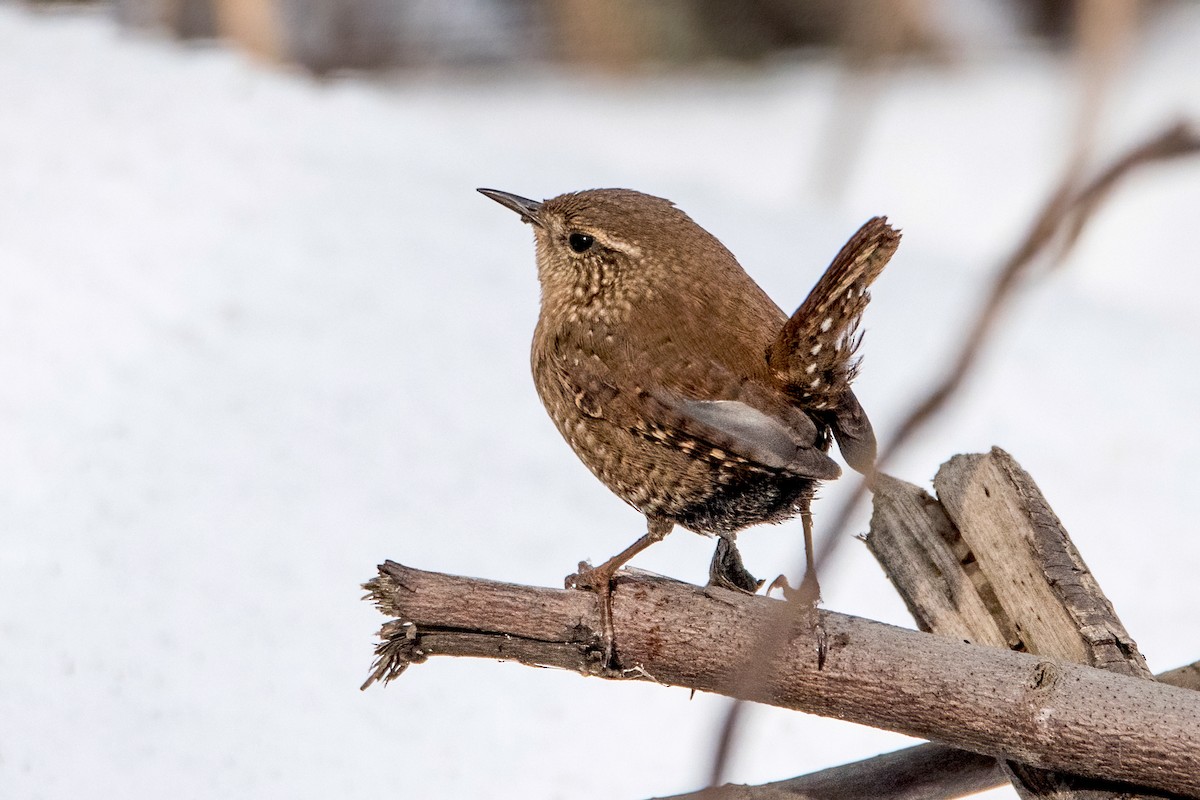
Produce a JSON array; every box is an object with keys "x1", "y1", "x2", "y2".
[{"x1": 477, "y1": 188, "x2": 544, "y2": 228}]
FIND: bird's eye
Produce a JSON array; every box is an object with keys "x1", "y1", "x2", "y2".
[{"x1": 568, "y1": 232, "x2": 594, "y2": 253}]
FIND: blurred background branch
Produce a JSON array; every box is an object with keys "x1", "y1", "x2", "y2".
[{"x1": 24, "y1": 0, "x2": 1165, "y2": 75}]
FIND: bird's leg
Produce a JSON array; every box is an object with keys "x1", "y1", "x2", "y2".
[
  {"x1": 798, "y1": 505, "x2": 821, "y2": 602},
  {"x1": 708, "y1": 535, "x2": 764, "y2": 594},
  {"x1": 767, "y1": 505, "x2": 822, "y2": 604},
  {"x1": 566, "y1": 516, "x2": 673, "y2": 667},
  {"x1": 763, "y1": 506, "x2": 827, "y2": 665},
  {"x1": 795, "y1": 505, "x2": 828, "y2": 665}
]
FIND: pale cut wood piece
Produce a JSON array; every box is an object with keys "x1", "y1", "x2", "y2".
[
  {"x1": 934, "y1": 448, "x2": 1151, "y2": 679},
  {"x1": 866, "y1": 473, "x2": 1011, "y2": 647}
]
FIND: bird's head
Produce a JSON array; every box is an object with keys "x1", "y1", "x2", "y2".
[{"x1": 479, "y1": 187, "x2": 736, "y2": 322}]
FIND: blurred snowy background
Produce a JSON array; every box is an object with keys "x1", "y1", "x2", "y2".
[{"x1": 2, "y1": 1, "x2": 1199, "y2": 797}]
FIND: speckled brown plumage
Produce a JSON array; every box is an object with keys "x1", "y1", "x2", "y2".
[{"x1": 480, "y1": 187, "x2": 898, "y2": 612}]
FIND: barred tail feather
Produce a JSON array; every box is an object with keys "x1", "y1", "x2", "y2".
[{"x1": 768, "y1": 216, "x2": 900, "y2": 409}]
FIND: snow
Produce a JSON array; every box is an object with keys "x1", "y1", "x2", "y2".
[{"x1": 2, "y1": 5, "x2": 1199, "y2": 798}]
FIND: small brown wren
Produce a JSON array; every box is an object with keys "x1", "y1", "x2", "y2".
[{"x1": 480, "y1": 187, "x2": 898, "y2": 615}]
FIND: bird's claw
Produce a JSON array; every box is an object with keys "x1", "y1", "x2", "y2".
[
  {"x1": 565, "y1": 560, "x2": 613, "y2": 593},
  {"x1": 565, "y1": 560, "x2": 619, "y2": 668},
  {"x1": 708, "y1": 537, "x2": 764, "y2": 594}
]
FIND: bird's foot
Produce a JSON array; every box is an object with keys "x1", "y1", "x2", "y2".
[
  {"x1": 766, "y1": 568, "x2": 822, "y2": 605},
  {"x1": 707, "y1": 538, "x2": 764, "y2": 594},
  {"x1": 772, "y1": 570, "x2": 827, "y2": 668},
  {"x1": 565, "y1": 559, "x2": 611, "y2": 592},
  {"x1": 564, "y1": 522, "x2": 674, "y2": 670},
  {"x1": 765, "y1": 573, "x2": 792, "y2": 597},
  {"x1": 565, "y1": 560, "x2": 619, "y2": 668}
]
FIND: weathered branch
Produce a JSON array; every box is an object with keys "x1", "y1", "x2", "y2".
[{"x1": 364, "y1": 562, "x2": 1200, "y2": 797}]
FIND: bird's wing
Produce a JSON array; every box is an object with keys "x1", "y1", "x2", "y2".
[
  {"x1": 551, "y1": 353, "x2": 840, "y2": 481},
  {"x1": 650, "y1": 393, "x2": 842, "y2": 481}
]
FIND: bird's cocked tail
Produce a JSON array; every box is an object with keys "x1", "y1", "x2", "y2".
[{"x1": 768, "y1": 217, "x2": 900, "y2": 411}]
